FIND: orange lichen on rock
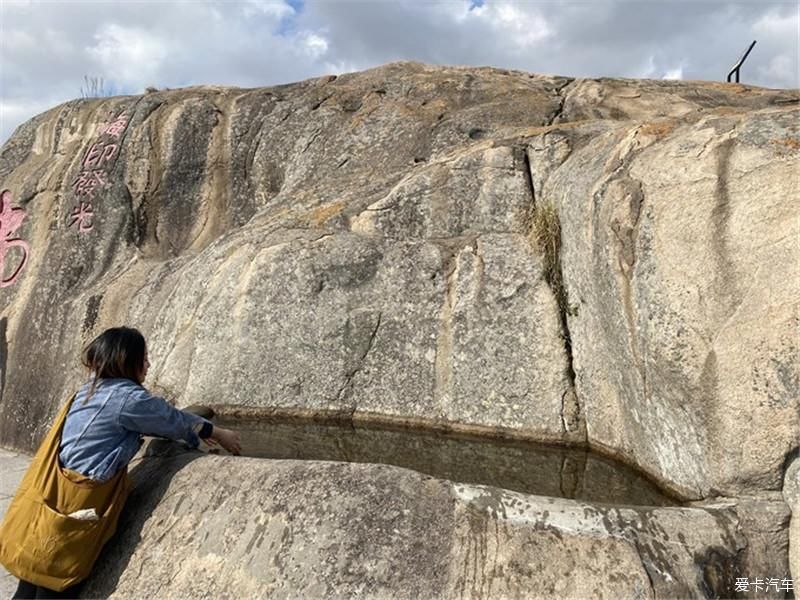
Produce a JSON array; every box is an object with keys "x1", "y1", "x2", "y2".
[
  {"x1": 772, "y1": 137, "x2": 800, "y2": 153},
  {"x1": 639, "y1": 121, "x2": 675, "y2": 138},
  {"x1": 307, "y1": 200, "x2": 346, "y2": 226},
  {"x1": 712, "y1": 106, "x2": 744, "y2": 116}
]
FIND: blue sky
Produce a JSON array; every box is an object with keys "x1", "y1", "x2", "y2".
[{"x1": 1, "y1": 0, "x2": 798, "y2": 143}]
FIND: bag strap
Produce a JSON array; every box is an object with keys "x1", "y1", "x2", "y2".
[
  {"x1": 25, "y1": 394, "x2": 77, "y2": 492},
  {"x1": 42, "y1": 394, "x2": 77, "y2": 458}
]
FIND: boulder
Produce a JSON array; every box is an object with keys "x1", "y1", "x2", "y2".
[
  {"x1": 80, "y1": 445, "x2": 770, "y2": 599},
  {"x1": 1, "y1": 64, "x2": 578, "y2": 451},
  {"x1": 546, "y1": 106, "x2": 800, "y2": 498},
  {"x1": 0, "y1": 64, "x2": 797, "y2": 588}
]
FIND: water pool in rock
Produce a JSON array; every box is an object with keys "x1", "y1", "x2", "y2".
[{"x1": 212, "y1": 413, "x2": 680, "y2": 507}]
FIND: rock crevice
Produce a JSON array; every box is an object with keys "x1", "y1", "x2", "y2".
[{"x1": 522, "y1": 139, "x2": 584, "y2": 440}]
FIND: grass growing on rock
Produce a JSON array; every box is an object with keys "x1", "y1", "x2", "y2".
[{"x1": 530, "y1": 202, "x2": 575, "y2": 317}]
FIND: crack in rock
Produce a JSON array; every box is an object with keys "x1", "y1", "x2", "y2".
[
  {"x1": 337, "y1": 312, "x2": 382, "y2": 404},
  {"x1": 522, "y1": 141, "x2": 583, "y2": 439},
  {"x1": 434, "y1": 252, "x2": 459, "y2": 414},
  {"x1": 546, "y1": 78, "x2": 576, "y2": 127}
]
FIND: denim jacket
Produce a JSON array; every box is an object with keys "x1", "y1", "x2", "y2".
[{"x1": 59, "y1": 378, "x2": 211, "y2": 482}]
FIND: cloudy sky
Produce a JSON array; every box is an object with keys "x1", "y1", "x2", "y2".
[{"x1": 1, "y1": 0, "x2": 798, "y2": 142}]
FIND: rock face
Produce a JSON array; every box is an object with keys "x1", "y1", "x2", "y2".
[
  {"x1": 786, "y1": 456, "x2": 800, "y2": 581},
  {"x1": 1, "y1": 64, "x2": 580, "y2": 453},
  {"x1": 0, "y1": 63, "x2": 797, "y2": 593},
  {"x1": 79, "y1": 443, "x2": 785, "y2": 599},
  {"x1": 552, "y1": 107, "x2": 800, "y2": 498}
]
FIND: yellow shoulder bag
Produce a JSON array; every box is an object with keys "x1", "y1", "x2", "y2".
[{"x1": 0, "y1": 394, "x2": 131, "y2": 591}]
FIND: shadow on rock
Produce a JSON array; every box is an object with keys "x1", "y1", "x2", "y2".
[{"x1": 78, "y1": 439, "x2": 206, "y2": 598}]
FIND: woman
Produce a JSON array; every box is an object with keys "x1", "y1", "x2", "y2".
[{"x1": 5, "y1": 327, "x2": 241, "y2": 598}]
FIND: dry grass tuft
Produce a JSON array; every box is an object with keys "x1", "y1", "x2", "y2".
[
  {"x1": 531, "y1": 203, "x2": 561, "y2": 282},
  {"x1": 530, "y1": 202, "x2": 574, "y2": 316}
]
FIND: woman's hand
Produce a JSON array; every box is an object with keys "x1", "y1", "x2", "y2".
[{"x1": 205, "y1": 426, "x2": 242, "y2": 455}]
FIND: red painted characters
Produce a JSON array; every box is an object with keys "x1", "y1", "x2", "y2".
[
  {"x1": 81, "y1": 141, "x2": 119, "y2": 170},
  {"x1": 0, "y1": 190, "x2": 30, "y2": 288},
  {"x1": 69, "y1": 201, "x2": 95, "y2": 233},
  {"x1": 99, "y1": 113, "x2": 130, "y2": 139},
  {"x1": 68, "y1": 110, "x2": 131, "y2": 234}
]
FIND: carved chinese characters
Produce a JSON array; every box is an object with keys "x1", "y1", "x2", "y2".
[
  {"x1": 0, "y1": 190, "x2": 30, "y2": 288},
  {"x1": 82, "y1": 141, "x2": 119, "y2": 170},
  {"x1": 68, "y1": 110, "x2": 131, "y2": 233}
]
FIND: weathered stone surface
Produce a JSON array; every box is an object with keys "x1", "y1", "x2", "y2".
[
  {"x1": 785, "y1": 456, "x2": 800, "y2": 581},
  {"x1": 78, "y1": 444, "x2": 760, "y2": 599},
  {"x1": 556, "y1": 77, "x2": 799, "y2": 124},
  {"x1": 1, "y1": 64, "x2": 582, "y2": 452},
  {"x1": 724, "y1": 495, "x2": 791, "y2": 584},
  {"x1": 0, "y1": 63, "x2": 797, "y2": 588},
  {"x1": 546, "y1": 108, "x2": 799, "y2": 498}
]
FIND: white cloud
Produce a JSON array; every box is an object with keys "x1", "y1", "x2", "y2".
[
  {"x1": 753, "y1": 8, "x2": 799, "y2": 38},
  {"x1": 750, "y1": 8, "x2": 799, "y2": 88},
  {"x1": 241, "y1": 0, "x2": 296, "y2": 20},
  {"x1": 1, "y1": 0, "x2": 798, "y2": 144},
  {"x1": 3, "y1": 29, "x2": 36, "y2": 50},
  {"x1": 639, "y1": 55, "x2": 657, "y2": 79},
  {"x1": 322, "y1": 58, "x2": 366, "y2": 76},
  {"x1": 0, "y1": 97, "x2": 62, "y2": 140},
  {"x1": 465, "y1": 2, "x2": 552, "y2": 49},
  {"x1": 759, "y1": 54, "x2": 796, "y2": 83},
  {"x1": 86, "y1": 24, "x2": 172, "y2": 88},
  {"x1": 663, "y1": 66, "x2": 684, "y2": 80},
  {"x1": 302, "y1": 32, "x2": 329, "y2": 59}
]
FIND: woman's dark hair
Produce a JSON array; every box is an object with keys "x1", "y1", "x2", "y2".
[{"x1": 82, "y1": 327, "x2": 147, "y2": 398}]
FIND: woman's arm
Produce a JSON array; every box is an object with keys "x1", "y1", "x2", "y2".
[{"x1": 119, "y1": 387, "x2": 240, "y2": 454}]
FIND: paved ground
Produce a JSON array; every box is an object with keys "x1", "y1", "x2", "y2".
[{"x1": 0, "y1": 447, "x2": 33, "y2": 597}]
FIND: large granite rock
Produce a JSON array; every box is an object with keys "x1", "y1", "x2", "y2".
[
  {"x1": 544, "y1": 107, "x2": 800, "y2": 498},
  {"x1": 79, "y1": 444, "x2": 786, "y2": 599},
  {"x1": 1, "y1": 64, "x2": 578, "y2": 452},
  {"x1": 0, "y1": 62, "x2": 797, "y2": 592}
]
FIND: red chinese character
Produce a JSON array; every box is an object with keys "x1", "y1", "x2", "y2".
[
  {"x1": 82, "y1": 141, "x2": 119, "y2": 169},
  {"x1": 0, "y1": 189, "x2": 31, "y2": 288},
  {"x1": 72, "y1": 170, "x2": 107, "y2": 199},
  {"x1": 100, "y1": 112, "x2": 130, "y2": 138},
  {"x1": 69, "y1": 201, "x2": 95, "y2": 233}
]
